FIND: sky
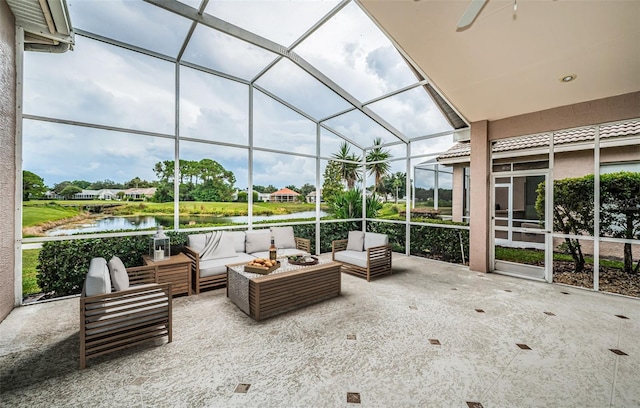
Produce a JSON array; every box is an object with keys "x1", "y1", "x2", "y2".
[{"x1": 22, "y1": 0, "x2": 456, "y2": 191}]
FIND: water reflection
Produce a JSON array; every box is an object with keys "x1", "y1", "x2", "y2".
[{"x1": 47, "y1": 211, "x2": 326, "y2": 236}]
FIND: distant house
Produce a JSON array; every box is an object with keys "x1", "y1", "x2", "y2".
[
  {"x1": 270, "y1": 187, "x2": 300, "y2": 203},
  {"x1": 306, "y1": 190, "x2": 322, "y2": 203},
  {"x1": 234, "y1": 189, "x2": 272, "y2": 202},
  {"x1": 124, "y1": 187, "x2": 156, "y2": 200}
]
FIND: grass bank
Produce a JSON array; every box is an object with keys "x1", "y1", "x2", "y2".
[{"x1": 22, "y1": 248, "x2": 40, "y2": 295}]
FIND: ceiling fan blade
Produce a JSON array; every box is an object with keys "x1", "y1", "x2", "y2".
[{"x1": 456, "y1": 0, "x2": 488, "y2": 29}]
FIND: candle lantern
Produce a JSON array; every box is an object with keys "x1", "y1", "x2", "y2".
[{"x1": 150, "y1": 225, "x2": 170, "y2": 261}]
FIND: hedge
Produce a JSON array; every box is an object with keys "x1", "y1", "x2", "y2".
[
  {"x1": 36, "y1": 220, "x2": 468, "y2": 298},
  {"x1": 37, "y1": 231, "x2": 188, "y2": 298}
]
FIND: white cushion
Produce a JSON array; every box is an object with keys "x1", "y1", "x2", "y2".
[
  {"x1": 364, "y1": 232, "x2": 388, "y2": 249},
  {"x1": 199, "y1": 253, "x2": 255, "y2": 278},
  {"x1": 225, "y1": 231, "x2": 246, "y2": 253},
  {"x1": 84, "y1": 257, "x2": 112, "y2": 296},
  {"x1": 334, "y1": 250, "x2": 368, "y2": 268},
  {"x1": 202, "y1": 232, "x2": 237, "y2": 261},
  {"x1": 346, "y1": 231, "x2": 365, "y2": 251},
  {"x1": 187, "y1": 233, "x2": 208, "y2": 253},
  {"x1": 245, "y1": 230, "x2": 271, "y2": 254},
  {"x1": 271, "y1": 226, "x2": 296, "y2": 249},
  {"x1": 251, "y1": 248, "x2": 309, "y2": 259},
  {"x1": 108, "y1": 256, "x2": 129, "y2": 291}
]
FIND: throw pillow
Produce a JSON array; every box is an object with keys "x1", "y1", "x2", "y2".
[
  {"x1": 200, "y1": 231, "x2": 237, "y2": 260},
  {"x1": 245, "y1": 230, "x2": 271, "y2": 254},
  {"x1": 84, "y1": 257, "x2": 112, "y2": 296},
  {"x1": 108, "y1": 256, "x2": 130, "y2": 291},
  {"x1": 271, "y1": 226, "x2": 296, "y2": 249},
  {"x1": 346, "y1": 231, "x2": 365, "y2": 252}
]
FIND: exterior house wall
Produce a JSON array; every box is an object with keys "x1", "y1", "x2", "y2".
[
  {"x1": 451, "y1": 166, "x2": 465, "y2": 222},
  {"x1": 0, "y1": 1, "x2": 16, "y2": 322},
  {"x1": 468, "y1": 92, "x2": 640, "y2": 273},
  {"x1": 553, "y1": 150, "x2": 594, "y2": 179}
]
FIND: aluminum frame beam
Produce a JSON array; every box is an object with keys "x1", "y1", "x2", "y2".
[{"x1": 143, "y1": 0, "x2": 409, "y2": 144}]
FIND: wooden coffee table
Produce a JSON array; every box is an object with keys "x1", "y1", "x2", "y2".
[{"x1": 226, "y1": 259, "x2": 341, "y2": 321}]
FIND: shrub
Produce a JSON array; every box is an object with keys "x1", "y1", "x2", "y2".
[
  {"x1": 360, "y1": 219, "x2": 469, "y2": 263},
  {"x1": 37, "y1": 231, "x2": 189, "y2": 298}
]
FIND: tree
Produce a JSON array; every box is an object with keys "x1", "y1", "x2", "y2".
[
  {"x1": 537, "y1": 172, "x2": 640, "y2": 274},
  {"x1": 600, "y1": 171, "x2": 640, "y2": 274},
  {"x1": 152, "y1": 159, "x2": 236, "y2": 202},
  {"x1": 72, "y1": 180, "x2": 91, "y2": 189},
  {"x1": 124, "y1": 177, "x2": 154, "y2": 188},
  {"x1": 23, "y1": 170, "x2": 47, "y2": 201},
  {"x1": 322, "y1": 160, "x2": 344, "y2": 204},
  {"x1": 60, "y1": 185, "x2": 83, "y2": 199},
  {"x1": 90, "y1": 179, "x2": 123, "y2": 189},
  {"x1": 366, "y1": 137, "x2": 391, "y2": 194},
  {"x1": 332, "y1": 142, "x2": 361, "y2": 189},
  {"x1": 382, "y1": 172, "x2": 406, "y2": 203},
  {"x1": 536, "y1": 176, "x2": 594, "y2": 273},
  {"x1": 53, "y1": 181, "x2": 72, "y2": 194},
  {"x1": 329, "y1": 188, "x2": 382, "y2": 219},
  {"x1": 299, "y1": 183, "x2": 315, "y2": 198}
]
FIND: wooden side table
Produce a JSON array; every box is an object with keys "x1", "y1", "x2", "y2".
[{"x1": 142, "y1": 252, "x2": 192, "y2": 296}]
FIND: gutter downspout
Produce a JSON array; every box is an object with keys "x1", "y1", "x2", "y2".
[{"x1": 24, "y1": 41, "x2": 70, "y2": 53}]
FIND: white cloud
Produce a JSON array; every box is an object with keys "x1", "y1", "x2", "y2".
[{"x1": 22, "y1": 1, "x2": 456, "y2": 192}]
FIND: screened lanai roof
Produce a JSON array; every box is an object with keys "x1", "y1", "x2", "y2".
[
  {"x1": 20, "y1": 0, "x2": 470, "y2": 191},
  {"x1": 40, "y1": 0, "x2": 464, "y2": 149}
]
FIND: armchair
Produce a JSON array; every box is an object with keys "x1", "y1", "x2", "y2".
[
  {"x1": 80, "y1": 257, "x2": 172, "y2": 369},
  {"x1": 332, "y1": 231, "x2": 392, "y2": 281}
]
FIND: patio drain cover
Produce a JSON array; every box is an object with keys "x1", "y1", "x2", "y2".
[
  {"x1": 234, "y1": 384, "x2": 251, "y2": 393},
  {"x1": 561, "y1": 291, "x2": 570, "y2": 295},
  {"x1": 429, "y1": 339, "x2": 441, "y2": 345},
  {"x1": 516, "y1": 344, "x2": 531, "y2": 350},
  {"x1": 544, "y1": 312, "x2": 556, "y2": 316},
  {"x1": 347, "y1": 392, "x2": 361, "y2": 403},
  {"x1": 475, "y1": 309, "x2": 485, "y2": 313},
  {"x1": 466, "y1": 402, "x2": 484, "y2": 408},
  {"x1": 610, "y1": 349, "x2": 628, "y2": 356},
  {"x1": 347, "y1": 334, "x2": 356, "y2": 340},
  {"x1": 615, "y1": 315, "x2": 629, "y2": 319}
]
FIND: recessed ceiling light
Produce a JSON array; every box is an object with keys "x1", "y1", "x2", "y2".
[{"x1": 560, "y1": 74, "x2": 577, "y2": 83}]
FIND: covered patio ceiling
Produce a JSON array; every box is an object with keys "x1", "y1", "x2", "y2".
[{"x1": 360, "y1": 0, "x2": 640, "y2": 123}]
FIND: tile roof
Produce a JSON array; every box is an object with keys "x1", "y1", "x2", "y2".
[{"x1": 438, "y1": 120, "x2": 640, "y2": 161}]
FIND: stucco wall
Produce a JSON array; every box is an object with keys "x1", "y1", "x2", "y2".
[
  {"x1": 468, "y1": 92, "x2": 640, "y2": 273},
  {"x1": 0, "y1": 0, "x2": 16, "y2": 323}
]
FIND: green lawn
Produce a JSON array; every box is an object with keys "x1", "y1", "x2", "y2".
[
  {"x1": 22, "y1": 248, "x2": 40, "y2": 295},
  {"x1": 22, "y1": 203, "x2": 82, "y2": 227},
  {"x1": 495, "y1": 246, "x2": 625, "y2": 270}
]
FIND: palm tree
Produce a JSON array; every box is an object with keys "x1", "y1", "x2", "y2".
[
  {"x1": 366, "y1": 137, "x2": 391, "y2": 194},
  {"x1": 331, "y1": 142, "x2": 361, "y2": 189}
]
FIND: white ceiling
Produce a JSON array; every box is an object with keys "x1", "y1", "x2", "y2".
[{"x1": 360, "y1": 0, "x2": 640, "y2": 123}]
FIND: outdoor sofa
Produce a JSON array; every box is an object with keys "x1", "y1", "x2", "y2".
[
  {"x1": 332, "y1": 231, "x2": 392, "y2": 281},
  {"x1": 80, "y1": 257, "x2": 172, "y2": 369},
  {"x1": 184, "y1": 227, "x2": 311, "y2": 294}
]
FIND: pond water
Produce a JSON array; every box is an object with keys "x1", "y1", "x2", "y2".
[{"x1": 46, "y1": 211, "x2": 327, "y2": 236}]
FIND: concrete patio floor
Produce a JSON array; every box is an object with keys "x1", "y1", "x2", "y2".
[{"x1": 1, "y1": 254, "x2": 639, "y2": 407}]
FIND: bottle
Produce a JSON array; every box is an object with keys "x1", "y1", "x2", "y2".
[{"x1": 269, "y1": 236, "x2": 277, "y2": 261}]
